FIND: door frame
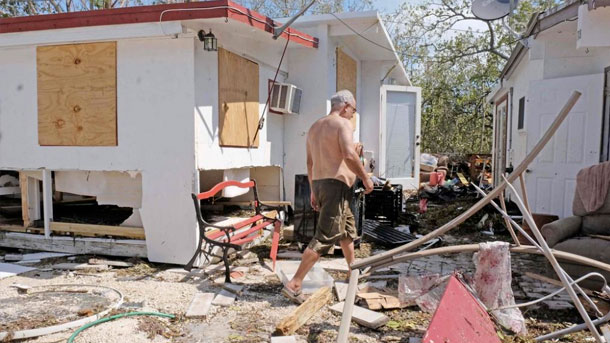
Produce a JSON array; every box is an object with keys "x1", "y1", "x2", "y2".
[
  {"x1": 379, "y1": 84, "x2": 422, "y2": 189},
  {"x1": 493, "y1": 93, "x2": 509, "y2": 187}
]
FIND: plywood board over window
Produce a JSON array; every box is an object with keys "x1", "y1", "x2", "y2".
[
  {"x1": 218, "y1": 48, "x2": 260, "y2": 148},
  {"x1": 336, "y1": 47, "x2": 357, "y2": 130},
  {"x1": 37, "y1": 42, "x2": 117, "y2": 146}
]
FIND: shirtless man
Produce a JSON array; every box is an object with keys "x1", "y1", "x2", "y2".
[{"x1": 283, "y1": 90, "x2": 374, "y2": 301}]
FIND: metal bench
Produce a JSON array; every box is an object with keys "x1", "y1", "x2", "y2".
[{"x1": 185, "y1": 179, "x2": 283, "y2": 283}]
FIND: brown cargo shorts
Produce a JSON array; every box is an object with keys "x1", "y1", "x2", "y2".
[{"x1": 307, "y1": 178, "x2": 357, "y2": 255}]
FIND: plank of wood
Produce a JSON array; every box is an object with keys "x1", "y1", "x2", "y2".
[
  {"x1": 19, "y1": 173, "x2": 30, "y2": 227},
  {"x1": 88, "y1": 258, "x2": 133, "y2": 268},
  {"x1": 336, "y1": 47, "x2": 357, "y2": 130},
  {"x1": 37, "y1": 42, "x2": 117, "y2": 146},
  {"x1": 51, "y1": 263, "x2": 109, "y2": 271},
  {"x1": 330, "y1": 302, "x2": 389, "y2": 329},
  {"x1": 274, "y1": 286, "x2": 332, "y2": 336},
  {"x1": 50, "y1": 222, "x2": 145, "y2": 239},
  {"x1": 354, "y1": 92, "x2": 582, "y2": 270},
  {"x1": 0, "y1": 231, "x2": 147, "y2": 257},
  {"x1": 218, "y1": 48, "x2": 259, "y2": 148},
  {"x1": 185, "y1": 293, "x2": 215, "y2": 318}
]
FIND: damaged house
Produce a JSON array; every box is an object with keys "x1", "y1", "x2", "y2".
[
  {"x1": 0, "y1": 1, "x2": 420, "y2": 264},
  {"x1": 489, "y1": 0, "x2": 610, "y2": 218}
]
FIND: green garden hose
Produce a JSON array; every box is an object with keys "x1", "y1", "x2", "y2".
[{"x1": 67, "y1": 311, "x2": 175, "y2": 343}]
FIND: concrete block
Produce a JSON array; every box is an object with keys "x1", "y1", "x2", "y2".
[
  {"x1": 271, "y1": 336, "x2": 297, "y2": 343},
  {"x1": 329, "y1": 302, "x2": 389, "y2": 329},
  {"x1": 212, "y1": 290, "x2": 236, "y2": 306},
  {"x1": 185, "y1": 293, "x2": 214, "y2": 318}
]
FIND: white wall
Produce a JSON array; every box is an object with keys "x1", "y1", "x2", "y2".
[
  {"x1": 0, "y1": 37, "x2": 198, "y2": 264},
  {"x1": 578, "y1": 5, "x2": 610, "y2": 48},
  {"x1": 494, "y1": 18, "x2": 610, "y2": 209},
  {"x1": 283, "y1": 24, "x2": 334, "y2": 204},
  {"x1": 360, "y1": 60, "x2": 401, "y2": 176},
  {"x1": 193, "y1": 29, "x2": 288, "y2": 172}
]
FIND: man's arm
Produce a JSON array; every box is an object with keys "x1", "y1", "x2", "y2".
[
  {"x1": 306, "y1": 135, "x2": 319, "y2": 210},
  {"x1": 338, "y1": 121, "x2": 373, "y2": 193}
]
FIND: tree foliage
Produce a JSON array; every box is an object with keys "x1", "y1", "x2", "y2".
[
  {"x1": 0, "y1": 0, "x2": 370, "y2": 17},
  {"x1": 388, "y1": 0, "x2": 558, "y2": 154}
]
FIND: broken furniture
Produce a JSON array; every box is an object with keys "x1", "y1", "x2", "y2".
[
  {"x1": 186, "y1": 179, "x2": 283, "y2": 283},
  {"x1": 364, "y1": 184, "x2": 402, "y2": 226},
  {"x1": 541, "y1": 162, "x2": 610, "y2": 290},
  {"x1": 362, "y1": 219, "x2": 415, "y2": 247}
]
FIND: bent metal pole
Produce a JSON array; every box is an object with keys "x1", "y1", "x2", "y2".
[{"x1": 351, "y1": 91, "x2": 582, "y2": 270}]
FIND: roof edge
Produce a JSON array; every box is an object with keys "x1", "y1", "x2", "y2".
[{"x1": 0, "y1": 0, "x2": 318, "y2": 48}]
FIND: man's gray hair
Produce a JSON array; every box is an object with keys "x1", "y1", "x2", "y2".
[{"x1": 330, "y1": 90, "x2": 355, "y2": 110}]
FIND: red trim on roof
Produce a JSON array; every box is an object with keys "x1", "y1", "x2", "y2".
[{"x1": 0, "y1": 0, "x2": 318, "y2": 48}]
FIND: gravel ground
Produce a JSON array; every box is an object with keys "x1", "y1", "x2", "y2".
[{"x1": 0, "y1": 237, "x2": 601, "y2": 343}]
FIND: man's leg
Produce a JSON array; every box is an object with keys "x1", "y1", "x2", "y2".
[
  {"x1": 339, "y1": 236, "x2": 355, "y2": 268},
  {"x1": 285, "y1": 247, "x2": 320, "y2": 293}
]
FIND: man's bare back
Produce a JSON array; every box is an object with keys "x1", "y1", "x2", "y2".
[{"x1": 307, "y1": 115, "x2": 357, "y2": 187}]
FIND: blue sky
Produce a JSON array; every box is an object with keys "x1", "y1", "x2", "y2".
[{"x1": 371, "y1": 0, "x2": 407, "y2": 13}]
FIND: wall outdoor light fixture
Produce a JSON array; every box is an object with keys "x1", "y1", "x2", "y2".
[{"x1": 198, "y1": 29, "x2": 217, "y2": 51}]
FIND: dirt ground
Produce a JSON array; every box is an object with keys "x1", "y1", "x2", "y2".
[{"x1": 0, "y1": 196, "x2": 601, "y2": 343}]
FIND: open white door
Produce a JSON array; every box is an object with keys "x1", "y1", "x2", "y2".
[
  {"x1": 526, "y1": 73, "x2": 604, "y2": 218},
  {"x1": 379, "y1": 85, "x2": 421, "y2": 190}
]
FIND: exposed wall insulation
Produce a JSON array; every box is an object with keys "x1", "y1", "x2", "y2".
[
  {"x1": 37, "y1": 42, "x2": 117, "y2": 146},
  {"x1": 218, "y1": 48, "x2": 260, "y2": 148},
  {"x1": 54, "y1": 171, "x2": 141, "y2": 208},
  {"x1": 336, "y1": 47, "x2": 358, "y2": 129}
]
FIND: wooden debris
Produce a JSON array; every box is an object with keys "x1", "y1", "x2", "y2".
[
  {"x1": 282, "y1": 225, "x2": 294, "y2": 241},
  {"x1": 235, "y1": 257, "x2": 258, "y2": 266},
  {"x1": 274, "y1": 286, "x2": 332, "y2": 336},
  {"x1": 276, "y1": 251, "x2": 303, "y2": 260},
  {"x1": 10, "y1": 283, "x2": 31, "y2": 294},
  {"x1": 330, "y1": 302, "x2": 389, "y2": 329},
  {"x1": 318, "y1": 259, "x2": 349, "y2": 273},
  {"x1": 352, "y1": 91, "x2": 582, "y2": 271},
  {"x1": 335, "y1": 281, "x2": 348, "y2": 302},
  {"x1": 88, "y1": 258, "x2": 133, "y2": 268},
  {"x1": 186, "y1": 293, "x2": 215, "y2": 318},
  {"x1": 358, "y1": 280, "x2": 387, "y2": 292},
  {"x1": 357, "y1": 292, "x2": 403, "y2": 310},
  {"x1": 51, "y1": 263, "x2": 109, "y2": 271},
  {"x1": 212, "y1": 290, "x2": 237, "y2": 307}
]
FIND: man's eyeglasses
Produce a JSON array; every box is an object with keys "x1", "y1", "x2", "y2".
[{"x1": 346, "y1": 102, "x2": 357, "y2": 112}]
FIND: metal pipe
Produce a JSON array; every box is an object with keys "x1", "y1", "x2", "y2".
[{"x1": 273, "y1": 0, "x2": 316, "y2": 39}]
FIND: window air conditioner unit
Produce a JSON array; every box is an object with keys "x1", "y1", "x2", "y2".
[{"x1": 270, "y1": 83, "x2": 302, "y2": 114}]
